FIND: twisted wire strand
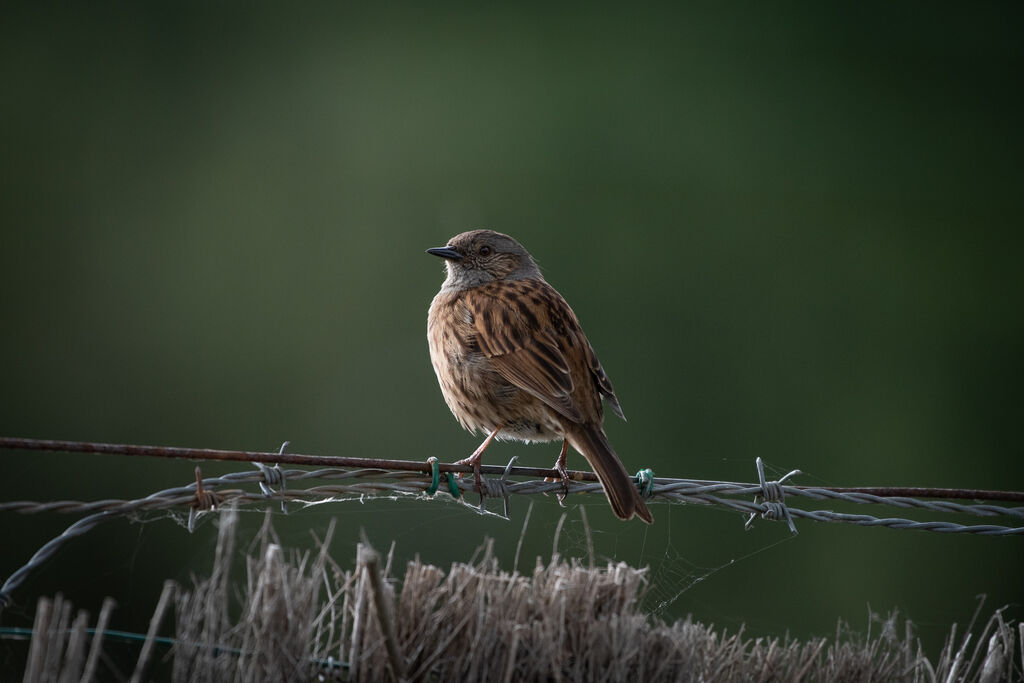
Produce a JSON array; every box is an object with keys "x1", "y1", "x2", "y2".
[
  {"x1": 4, "y1": 469, "x2": 1020, "y2": 519},
  {"x1": 2, "y1": 459, "x2": 1022, "y2": 610}
]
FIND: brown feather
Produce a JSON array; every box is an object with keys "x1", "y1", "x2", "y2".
[{"x1": 566, "y1": 425, "x2": 652, "y2": 523}]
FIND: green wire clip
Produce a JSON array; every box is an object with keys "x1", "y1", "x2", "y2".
[
  {"x1": 635, "y1": 468, "x2": 655, "y2": 498},
  {"x1": 425, "y1": 457, "x2": 440, "y2": 496},
  {"x1": 425, "y1": 456, "x2": 463, "y2": 499},
  {"x1": 446, "y1": 470, "x2": 462, "y2": 498}
]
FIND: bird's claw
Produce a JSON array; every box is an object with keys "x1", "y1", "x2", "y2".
[
  {"x1": 543, "y1": 440, "x2": 572, "y2": 504},
  {"x1": 453, "y1": 454, "x2": 484, "y2": 494}
]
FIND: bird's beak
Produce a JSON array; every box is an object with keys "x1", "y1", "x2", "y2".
[{"x1": 426, "y1": 246, "x2": 463, "y2": 260}]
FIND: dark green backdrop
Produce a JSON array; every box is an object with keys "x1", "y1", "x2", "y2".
[{"x1": 2, "y1": 1, "x2": 1021, "y2": 668}]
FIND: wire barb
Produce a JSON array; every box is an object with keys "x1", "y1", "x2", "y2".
[
  {"x1": 254, "y1": 441, "x2": 290, "y2": 513},
  {"x1": 745, "y1": 457, "x2": 801, "y2": 534},
  {"x1": 187, "y1": 467, "x2": 220, "y2": 533},
  {"x1": 475, "y1": 456, "x2": 519, "y2": 518}
]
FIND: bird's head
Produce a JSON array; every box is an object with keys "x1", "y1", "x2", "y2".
[{"x1": 427, "y1": 229, "x2": 541, "y2": 290}]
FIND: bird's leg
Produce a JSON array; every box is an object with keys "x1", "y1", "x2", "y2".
[
  {"x1": 454, "y1": 424, "x2": 503, "y2": 493},
  {"x1": 552, "y1": 439, "x2": 571, "y2": 502}
]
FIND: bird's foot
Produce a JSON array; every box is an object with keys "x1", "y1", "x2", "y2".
[
  {"x1": 454, "y1": 424, "x2": 503, "y2": 494},
  {"x1": 453, "y1": 451, "x2": 484, "y2": 493},
  {"x1": 545, "y1": 440, "x2": 572, "y2": 504}
]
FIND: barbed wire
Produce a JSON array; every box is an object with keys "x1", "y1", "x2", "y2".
[
  {"x1": 1, "y1": 437, "x2": 1022, "y2": 611},
  {"x1": 2, "y1": 466, "x2": 1022, "y2": 522},
  {"x1": 3, "y1": 436, "x2": 1022, "y2": 502}
]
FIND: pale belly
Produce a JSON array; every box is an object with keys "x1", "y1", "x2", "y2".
[{"x1": 428, "y1": 313, "x2": 564, "y2": 444}]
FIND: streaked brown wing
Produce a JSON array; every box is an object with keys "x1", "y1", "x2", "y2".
[
  {"x1": 466, "y1": 281, "x2": 583, "y2": 423},
  {"x1": 585, "y1": 342, "x2": 625, "y2": 420}
]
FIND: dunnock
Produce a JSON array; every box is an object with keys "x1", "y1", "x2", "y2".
[{"x1": 426, "y1": 230, "x2": 653, "y2": 523}]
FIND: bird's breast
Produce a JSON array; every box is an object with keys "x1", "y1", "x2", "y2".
[
  {"x1": 428, "y1": 291, "x2": 495, "y2": 431},
  {"x1": 427, "y1": 288, "x2": 562, "y2": 441}
]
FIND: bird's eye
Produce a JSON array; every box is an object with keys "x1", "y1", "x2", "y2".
[{"x1": 478, "y1": 245, "x2": 492, "y2": 256}]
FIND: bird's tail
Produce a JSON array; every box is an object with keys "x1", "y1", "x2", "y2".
[{"x1": 566, "y1": 426, "x2": 653, "y2": 524}]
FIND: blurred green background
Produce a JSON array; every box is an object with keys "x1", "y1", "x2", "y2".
[{"x1": 2, "y1": 0, "x2": 1022, "y2": 668}]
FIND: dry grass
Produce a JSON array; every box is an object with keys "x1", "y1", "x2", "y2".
[{"x1": 15, "y1": 509, "x2": 1022, "y2": 682}]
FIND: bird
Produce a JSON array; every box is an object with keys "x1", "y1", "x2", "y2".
[{"x1": 426, "y1": 229, "x2": 653, "y2": 523}]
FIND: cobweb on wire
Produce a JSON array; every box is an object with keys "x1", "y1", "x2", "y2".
[
  {"x1": 523, "y1": 488, "x2": 799, "y2": 627},
  {"x1": 628, "y1": 458, "x2": 843, "y2": 621}
]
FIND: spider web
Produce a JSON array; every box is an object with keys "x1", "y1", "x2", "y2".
[{"x1": 529, "y1": 487, "x2": 798, "y2": 626}]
